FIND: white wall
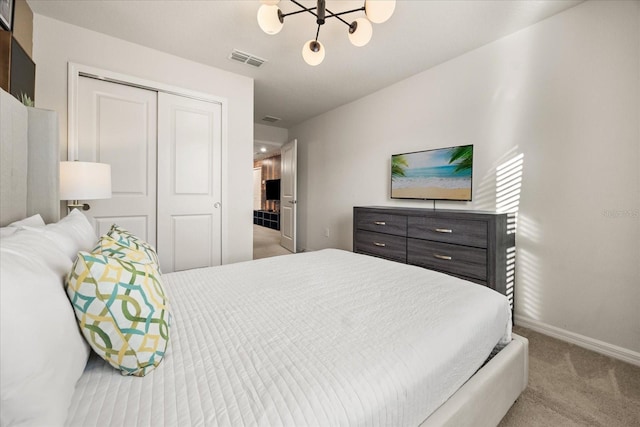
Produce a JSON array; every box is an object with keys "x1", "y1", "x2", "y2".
[
  {"x1": 32, "y1": 14, "x2": 254, "y2": 264},
  {"x1": 255, "y1": 123, "x2": 288, "y2": 145},
  {"x1": 254, "y1": 123, "x2": 288, "y2": 158},
  {"x1": 290, "y1": 1, "x2": 640, "y2": 359}
]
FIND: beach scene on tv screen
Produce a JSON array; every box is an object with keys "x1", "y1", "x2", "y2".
[{"x1": 391, "y1": 145, "x2": 473, "y2": 200}]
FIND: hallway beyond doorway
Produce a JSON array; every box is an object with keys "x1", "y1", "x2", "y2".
[{"x1": 253, "y1": 224, "x2": 291, "y2": 260}]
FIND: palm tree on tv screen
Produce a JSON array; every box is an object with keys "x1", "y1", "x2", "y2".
[
  {"x1": 448, "y1": 146, "x2": 473, "y2": 173},
  {"x1": 391, "y1": 155, "x2": 408, "y2": 181}
]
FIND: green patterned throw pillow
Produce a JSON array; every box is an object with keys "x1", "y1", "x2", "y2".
[
  {"x1": 106, "y1": 225, "x2": 161, "y2": 272},
  {"x1": 92, "y1": 235, "x2": 157, "y2": 267},
  {"x1": 65, "y1": 252, "x2": 171, "y2": 377}
]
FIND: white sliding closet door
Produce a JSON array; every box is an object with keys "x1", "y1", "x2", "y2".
[
  {"x1": 157, "y1": 93, "x2": 222, "y2": 272},
  {"x1": 76, "y1": 77, "x2": 158, "y2": 244}
]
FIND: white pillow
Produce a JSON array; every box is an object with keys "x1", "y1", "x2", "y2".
[
  {"x1": 9, "y1": 214, "x2": 45, "y2": 227},
  {"x1": 0, "y1": 228, "x2": 16, "y2": 238},
  {"x1": 23, "y1": 209, "x2": 97, "y2": 260},
  {"x1": 0, "y1": 214, "x2": 46, "y2": 238},
  {"x1": 0, "y1": 229, "x2": 90, "y2": 426}
]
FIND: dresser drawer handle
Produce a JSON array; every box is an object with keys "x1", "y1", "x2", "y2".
[
  {"x1": 373, "y1": 242, "x2": 386, "y2": 247},
  {"x1": 433, "y1": 254, "x2": 452, "y2": 260},
  {"x1": 434, "y1": 228, "x2": 453, "y2": 233},
  {"x1": 374, "y1": 221, "x2": 386, "y2": 226}
]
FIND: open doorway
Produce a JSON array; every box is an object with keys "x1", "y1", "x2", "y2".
[
  {"x1": 253, "y1": 123, "x2": 291, "y2": 259},
  {"x1": 252, "y1": 152, "x2": 291, "y2": 259}
]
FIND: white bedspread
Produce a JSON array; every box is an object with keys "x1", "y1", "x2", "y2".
[{"x1": 66, "y1": 249, "x2": 511, "y2": 427}]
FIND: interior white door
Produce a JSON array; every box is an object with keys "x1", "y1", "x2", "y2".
[
  {"x1": 76, "y1": 76, "x2": 158, "y2": 244},
  {"x1": 253, "y1": 167, "x2": 262, "y2": 211},
  {"x1": 157, "y1": 92, "x2": 222, "y2": 272},
  {"x1": 280, "y1": 139, "x2": 297, "y2": 252}
]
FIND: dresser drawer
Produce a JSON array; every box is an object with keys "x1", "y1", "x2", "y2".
[
  {"x1": 408, "y1": 217, "x2": 488, "y2": 248},
  {"x1": 355, "y1": 211, "x2": 407, "y2": 236},
  {"x1": 407, "y1": 238, "x2": 487, "y2": 281},
  {"x1": 355, "y1": 230, "x2": 406, "y2": 262}
]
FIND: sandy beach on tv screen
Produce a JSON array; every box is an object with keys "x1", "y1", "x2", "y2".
[{"x1": 392, "y1": 187, "x2": 471, "y2": 200}]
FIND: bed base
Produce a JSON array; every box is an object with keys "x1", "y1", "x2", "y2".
[{"x1": 420, "y1": 334, "x2": 528, "y2": 427}]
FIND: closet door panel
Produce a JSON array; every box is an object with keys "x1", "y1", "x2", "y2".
[
  {"x1": 76, "y1": 77, "x2": 157, "y2": 245},
  {"x1": 157, "y1": 92, "x2": 222, "y2": 273},
  {"x1": 172, "y1": 214, "x2": 213, "y2": 271},
  {"x1": 174, "y1": 109, "x2": 211, "y2": 195},
  {"x1": 95, "y1": 96, "x2": 148, "y2": 196}
]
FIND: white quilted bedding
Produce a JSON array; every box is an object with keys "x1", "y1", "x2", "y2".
[{"x1": 66, "y1": 249, "x2": 511, "y2": 427}]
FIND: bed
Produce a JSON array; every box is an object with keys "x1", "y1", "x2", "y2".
[{"x1": 0, "y1": 89, "x2": 528, "y2": 426}]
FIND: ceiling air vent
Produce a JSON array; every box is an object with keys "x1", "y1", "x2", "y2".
[
  {"x1": 262, "y1": 115, "x2": 281, "y2": 123},
  {"x1": 229, "y1": 49, "x2": 266, "y2": 68}
]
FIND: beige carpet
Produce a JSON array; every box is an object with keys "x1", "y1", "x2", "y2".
[
  {"x1": 500, "y1": 326, "x2": 640, "y2": 426},
  {"x1": 252, "y1": 224, "x2": 292, "y2": 260}
]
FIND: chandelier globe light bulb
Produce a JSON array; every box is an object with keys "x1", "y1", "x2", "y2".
[
  {"x1": 348, "y1": 18, "x2": 373, "y2": 47},
  {"x1": 302, "y1": 40, "x2": 325, "y2": 66},
  {"x1": 257, "y1": 4, "x2": 284, "y2": 34},
  {"x1": 365, "y1": 0, "x2": 396, "y2": 24}
]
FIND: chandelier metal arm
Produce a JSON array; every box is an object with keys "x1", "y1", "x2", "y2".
[
  {"x1": 285, "y1": 0, "x2": 365, "y2": 28},
  {"x1": 281, "y1": 6, "x2": 317, "y2": 19},
  {"x1": 326, "y1": 6, "x2": 366, "y2": 22},
  {"x1": 286, "y1": 0, "x2": 318, "y2": 18}
]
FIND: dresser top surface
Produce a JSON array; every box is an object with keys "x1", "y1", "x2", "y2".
[{"x1": 354, "y1": 206, "x2": 507, "y2": 219}]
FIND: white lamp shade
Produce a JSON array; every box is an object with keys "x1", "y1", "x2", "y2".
[
  {"x1": 365, "y1": 0, "x2": 396, "y2": 24},
  {"x1": 348, "y1": 18, "x2": 373, "y2": 47},
  {"x1": 59, "y1": 161, "x2": 112, "y2": 200},
  {"x1": 257, "y1": 4, "x2": 284, "y2": 35},
  {"x1": 302, "y1": 40, "x2": 325, "y2": 66}
]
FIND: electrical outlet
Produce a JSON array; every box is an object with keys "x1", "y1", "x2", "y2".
[{"x1": 324, "y1": 228, "x2": 330, "y2": 238}]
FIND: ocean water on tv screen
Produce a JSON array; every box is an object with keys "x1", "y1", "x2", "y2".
[{"x1": 393, "y1": 165, "x2": 471, "y2": 190}]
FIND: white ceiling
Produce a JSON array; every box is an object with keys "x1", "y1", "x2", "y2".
[{"x1": 28, "y1": 0, "x2": 582, "y2": 130}]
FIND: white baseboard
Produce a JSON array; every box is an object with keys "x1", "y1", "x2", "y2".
[{"x1": 514, "y1": 315, "x2": 640, "y2": 367}]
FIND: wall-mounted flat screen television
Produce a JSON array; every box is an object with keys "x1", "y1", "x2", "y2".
[
  {"x1": 391, "y1": 144, "x2": 473, "y2": 201},
  {"x1": 265, "y1": 179, "x2": 281, "y2": 200}
]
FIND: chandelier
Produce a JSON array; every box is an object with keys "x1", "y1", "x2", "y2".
[{"x1": 257, "y1": 0, "x2": 396, "y2": 66}]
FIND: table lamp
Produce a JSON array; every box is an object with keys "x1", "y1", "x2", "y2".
[{"x1": 59, "y1": 161, "x2": 112, "y2": 211}]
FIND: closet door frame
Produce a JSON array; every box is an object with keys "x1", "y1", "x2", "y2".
[{"x1": 67, "y1": 62, "x2": 230, "y2": 263}]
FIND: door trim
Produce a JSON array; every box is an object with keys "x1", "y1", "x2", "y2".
[{"x1": 68, "y1": 62, "x2": 231, "y2": 263}]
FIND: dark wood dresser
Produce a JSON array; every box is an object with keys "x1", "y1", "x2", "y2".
[{"x1": 353, "y1": 206, "x2": 515, "y2": 301}]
